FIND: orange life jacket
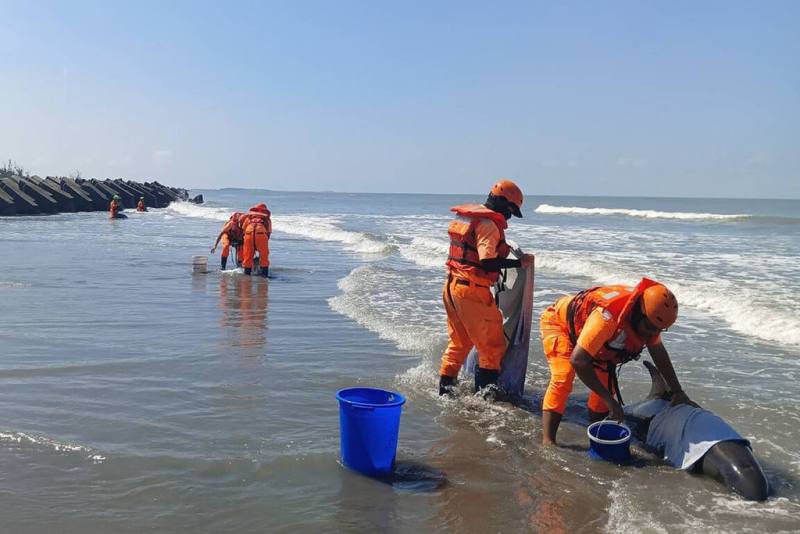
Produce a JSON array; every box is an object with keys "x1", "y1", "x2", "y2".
[
  {"x1": 226, "y1": 212, "x2": 245, "y2": 241},
  {"x1": 445, "y1": 204, "x2": 510, "y2": 285},
  {"x1": 243, "y1": 209, "x2": 271, "y2": 236},
  {"x1": 566, "y1": 278, "x2": 661, "y2": 364},
  {"x1": 136, "y1": 200, "x2": 146, "y2": 211}
]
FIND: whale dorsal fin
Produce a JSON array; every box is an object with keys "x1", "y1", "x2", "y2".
[{"x1": 643, "y1": 360, "x2": 671, "y2": 400}]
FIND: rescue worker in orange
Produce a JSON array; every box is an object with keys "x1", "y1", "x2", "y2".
[
  {"x1": 439, "y1": 179, "x2": 534, "y2": 397},
  {"x1": 136, "y1": 196, "x2": 147, "y2": 212},
  {"x1": 109, "y1": 194, "x2": 121, "y2": 218},
  {"x1": 211, "y1": 212, "x2": 245, "y2": 270},
  {"x1": 241, "y1": 203, "x2": 271, "y2": 277},
  {"x1": 539, "y1": 278, "x2": 698, "y2": 445}
]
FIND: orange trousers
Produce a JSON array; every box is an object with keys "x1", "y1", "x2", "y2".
[
  {"x1": 242, "y1": 225, "x2": 269, "y2": 269},
  {"x1": 221, "y1": 234, "x2": 243, "y2": 264},
  {"x1": 439, "y1": 277, "x2": 506, "y2": 378},
  {"x1": 540, "y1": 306, "x2": 616, "y2": 414}
]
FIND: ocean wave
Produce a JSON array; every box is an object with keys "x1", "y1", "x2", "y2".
[
  {"x1": 165, "y1": 201, "x2": 232, "y2": 221},
  {"x1": 535, "y1": 204, "x2": 750, "y2": 221},
  {"x1": 328, "y1": 265, "x2": 444, "y2": 355},
  {"x1": 536, "y1": 251, "x2": 800, "y2": 347},
  {"x1": 0, "y1": 431, "x2": 106, "y2": 463},
  {"x1": 274, "y1": 215, "x2": 394, "y2": 256},
  {"x1": 397, "y1": 236, "x2": 448, "y2": 269}
]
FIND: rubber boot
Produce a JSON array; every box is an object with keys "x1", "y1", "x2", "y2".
[
  {"x1": 221, "y1": 256, "x2": 228, "y2": 270},
  {"x1": 261, "y1": 266, "x2": 269, "y2": 278},
  {"x1": 244, "y1": 267, "x2": 252, "y2": 276},
  {"x1": 474, "y1": 368, "x2": 501, "y2": 401},
  {"x1": 439, "y1": 375, "x2": 457, "y2": 397}
]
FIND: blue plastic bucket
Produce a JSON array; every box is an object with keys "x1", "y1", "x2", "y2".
[
  {"x1": 587, "y1": 420, "x2": 632, "y2": 463},
  {"x1": 336, "y1": 387, "x2": 406, "y2": 477}
]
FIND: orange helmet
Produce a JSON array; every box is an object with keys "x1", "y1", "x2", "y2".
[
  {"x1": 490, "y1": 179, "x2": 523, "y2": 217},
  {"x1": 641, "y1": 283, "x2": 678, "y2": 329}
]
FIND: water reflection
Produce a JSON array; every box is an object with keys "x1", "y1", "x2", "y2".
[{"x1": 219, "y1": 274, "x2": 269, "y2": 352}]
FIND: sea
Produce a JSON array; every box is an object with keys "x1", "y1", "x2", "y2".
[{"x1": 1, "y1": 189, "x2": 799, "y2": 533}]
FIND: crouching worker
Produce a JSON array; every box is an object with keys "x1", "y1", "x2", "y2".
[
  {"x1": 241, "y1": 203, "x2": 271, "y2": 277},
  {"x1": 211, "y1": 212, "x2": 245, "y2": 270},
  {"x1": 439, "y1": 179, "x2": 534, "y2": 398},
  {"x1": 540, "y1": 278, "x2": 697, "y2": 445}
]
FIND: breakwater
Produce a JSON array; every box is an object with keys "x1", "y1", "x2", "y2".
[{"x1": 0, "y1": 175, "x2": 191, "y2": 216}]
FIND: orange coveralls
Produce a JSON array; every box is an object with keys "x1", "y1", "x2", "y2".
[
  {"x1": 242, "y1": 213, "x2": 270, "y2": 269},
  {"x1": 540, "y1": 293, "x2": 660, "y2": 414},
  {"x1": 440, "y1": 218, "x2": 507, "y2": 378}
]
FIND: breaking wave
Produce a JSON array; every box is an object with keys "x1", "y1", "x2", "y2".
[
  {"x1": 0, "y1": 431, "x2": 106, "y2": 463},
  {"x1": 535, "y1": 204, "x2": 750, "y2": 221}
]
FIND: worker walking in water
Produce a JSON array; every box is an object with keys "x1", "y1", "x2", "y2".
[
  {"x1": 439, "y1": 179, "x2": 534, "y2": 398},
  {"x1": 136, "y1": 196, "x2": 147, "y2": 212},
  {"x1": 109, "y1": 194, "x2": 122, "y2": 219}
]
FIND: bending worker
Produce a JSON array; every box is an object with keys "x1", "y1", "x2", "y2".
[
  {"x1": 211, "y1": 212, "x2": 244, "y2": 270},
  {"x1": 439, "y1": 179, "x2": 534, "y2": 397},
  {"x1": 136, "y1": 197, "x2": 147, "y2": 212},
  {"x1": 539, "y1": 278, "x2": 697, "y2": 445},
  {"x1": 241, "y1": 203, "x2": 271, "y2": 277}
]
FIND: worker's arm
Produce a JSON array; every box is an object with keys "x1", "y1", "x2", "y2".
[
  {"x1": 570, "y1": 347, "x2": 624, "y2": 421},
  {"x1": 648, "y1": 342, "x2": 699, "y2": 407}
]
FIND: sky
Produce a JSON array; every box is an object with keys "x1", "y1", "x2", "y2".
[{"x1": 1, "y1": 1, "x2": 798, "y2": 198}]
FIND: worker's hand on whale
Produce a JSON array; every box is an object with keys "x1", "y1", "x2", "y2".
[{"x1": 606, "y1": 397, "x2": 625, "y2": 423}]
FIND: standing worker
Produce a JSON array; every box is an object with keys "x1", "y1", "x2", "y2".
[
  {"x1": 136, "y1": 196, "x2": 147, "y2": 212},
  {"x1": 539, "y1": 278, "x2": 697, "y2": 445},
  {"x1": 241, "y1": 203, "x2": 271, "y2": 277},
  {"x1": 109, "y1": 194, "x2": 121, "y2": 219},
  {"x1": 439, "y1": 179, "x2": 534, "y2": 398},
  {"x1": 211, "y1": 212, "x2": 245, "y2": 270}
]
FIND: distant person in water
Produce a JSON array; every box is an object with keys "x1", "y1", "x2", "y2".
[
  {"x1": 241, "y1": 203, "x2": 271, "y2": 277},
  {"x1": 136, "y1": 196, "x2": 147, "y2": 212},
  {"x1": 211, "y1": 212, "x2": 245, "y2": 270},
  {"x1": 539, "y1": 278, "x2": 697, "y2": 445},
  {"x1": 109, "y1": 194, "x2": 122, "y2": 219},
  {"x1": 438, "y1": 179, "x2": 534, "y2": 398}
]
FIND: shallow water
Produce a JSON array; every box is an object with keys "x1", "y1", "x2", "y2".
[{"x1": 1, "y1": 190, "x2": 799, "y2": 532}]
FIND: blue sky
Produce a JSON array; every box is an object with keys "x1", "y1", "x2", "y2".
[{"x1": 2, "y1": 1, "x2": 798, "y2": 198}]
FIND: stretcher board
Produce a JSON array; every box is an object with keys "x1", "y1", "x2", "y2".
[{"x1": 464, "y1": 247, "x2": 534, "y2": 399}]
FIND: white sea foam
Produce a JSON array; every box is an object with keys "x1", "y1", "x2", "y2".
[
  {"x1": 397, "y1": 236, "x2": 449, "y2": 269},
  {"x1": 273, "y1": 215, "x2": 394, "y2": 256},
  {"x1": 0, "y1": 431, "x2": 106, "y2": 463},
  {"x1": 166, "y1": 201, "x2": 232, "y2": 221},
  {"x1": 535, "y1": 251, "x2": 800, "y2": 347},
  {"x1": 328, "y1": 265, "x2": 444, "y2": 355},
  {"x1": 535, "y1": 204, "x2": 749, "y2": 221}
]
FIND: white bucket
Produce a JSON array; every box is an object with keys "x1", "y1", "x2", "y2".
[{"x1": 192, "y1": 255, "x2": 208, "y2": 274}]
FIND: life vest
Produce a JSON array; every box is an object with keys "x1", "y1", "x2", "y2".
[
  {"x1": 565, "y1": 278, "x2": 661, "y2": 364},
  {"x1": 445, "y1": 204, "x2": 511, "y2": 285},
  {"x1": 136, "y1": 201, "x2": 146, "y2": 211},
  {"x1": 226, "y1": 212, "x2": 245, "y2": 241},
  {"x1": 243, "y1": 209, "x2": 271, "y2": 236}
]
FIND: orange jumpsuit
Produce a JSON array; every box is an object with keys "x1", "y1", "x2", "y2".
[
  {"x1": 241, "y1": 210, "x2": 271, "y2": 269},
  {"x1": 220, "y1": 219, "x2": 244, "y2": 265},
  {"x1": 540, "y1": 281, "x2": 662, "y2": 414},
  {"x1": 136, "y1": 200, "x2": 146, "y2": 212},
  {"x1": 439, "y1": 204, "x2": 510, "y2": 378}
]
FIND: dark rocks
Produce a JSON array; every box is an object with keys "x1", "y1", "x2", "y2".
[
  {"x1": 189, "y1": 194, "x2": 204, "y2": 204},
  {"x1": 0, "y1": 176, "x2": 188, "y2": 217}
]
